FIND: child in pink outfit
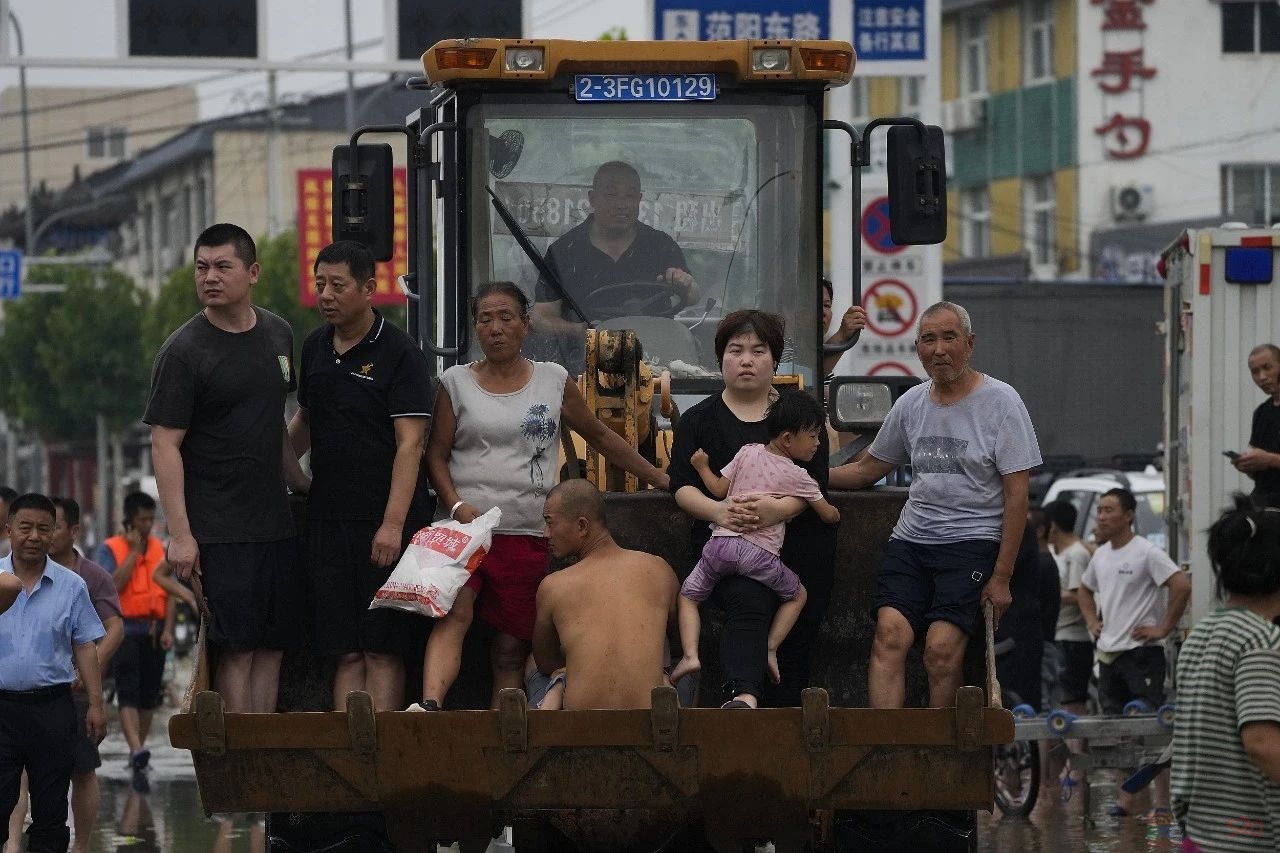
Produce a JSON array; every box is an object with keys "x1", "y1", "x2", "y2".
[{"x1": 670, "y1": 391, "x2": 840, "y2": 691}]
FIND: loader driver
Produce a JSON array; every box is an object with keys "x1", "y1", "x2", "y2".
[
  {"x1": 532, "y1": 161, "x2": 700, "y2": 336},
  {"x1": 530, "y1": 480, "x2": 678, "y2": 710},
  {"x1": 1235, "y1": 343, "x2": 1280, "y2": 506}
]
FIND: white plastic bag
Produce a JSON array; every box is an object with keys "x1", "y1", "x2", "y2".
[{"x1": 370, "y1": 507, "x2": 501, "y2": 618}]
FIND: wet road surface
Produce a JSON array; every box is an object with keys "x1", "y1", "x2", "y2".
[{"x1": 6, "y1": 666, "x2": 1180, "y2": 853}]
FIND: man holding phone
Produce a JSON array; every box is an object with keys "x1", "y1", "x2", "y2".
[{"x1": 1234, "y1": 344, "x2": 1280, "y2": 506}]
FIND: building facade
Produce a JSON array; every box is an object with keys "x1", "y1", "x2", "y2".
[
  {"x1": 0, "y1": 85, "x2": 197, "y2": 218},
  {"x1": 858, "y1": 0, "x2": 1280, "y2": 283}
]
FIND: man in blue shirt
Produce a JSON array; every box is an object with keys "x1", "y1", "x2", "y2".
[{"x1": 0, "y1": 493, "x2": 105, "y2": 853}]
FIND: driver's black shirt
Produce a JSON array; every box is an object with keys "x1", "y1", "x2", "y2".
[{"x1": 534, "y1": 216, "x2": 689, "y2": 318}]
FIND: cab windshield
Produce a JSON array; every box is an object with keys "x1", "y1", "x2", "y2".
[{"x1": 465, "y1": 92, "x2": 821, "y2": 388}]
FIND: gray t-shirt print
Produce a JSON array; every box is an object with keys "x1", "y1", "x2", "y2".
[
  {"x1": 869, "y1": 375, "x2": 1042, "y2": 543},
  {"x1": 912, "y1": 436, "x2": 968, "y2": 474}
]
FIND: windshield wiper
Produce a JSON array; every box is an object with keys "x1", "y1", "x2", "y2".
[{"x1": 486, "y1": 186, "x2": 589, "y2": 324}]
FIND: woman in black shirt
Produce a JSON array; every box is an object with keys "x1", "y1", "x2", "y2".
[{"x1": 668, "y1": 310, "x2": 837, "y2": 708}]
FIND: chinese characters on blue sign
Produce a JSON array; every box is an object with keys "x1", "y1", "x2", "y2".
[
  {"x1": 655, "y1": 0, "x2": 827, "y2": 41},
  {"x1": 854, "y1": 0, "x2": 925, "y2": 61},
  {"x1": 0, "y1": 250, "x2": 22, "y2": 300}
]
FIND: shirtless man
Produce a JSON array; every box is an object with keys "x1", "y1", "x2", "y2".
[{"x1": 531, "y1": 480, "x2": 678, "y2": 710}]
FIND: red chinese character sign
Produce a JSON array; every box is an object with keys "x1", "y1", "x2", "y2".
[
  {"x1": 296, "y1": 168, "x2": 408, "y2": 306},
  {"x1": 1091, "y1": 0, "x2": 1156, "y2": 160}
]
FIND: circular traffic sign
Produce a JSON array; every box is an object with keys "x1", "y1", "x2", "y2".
[
  {"x1": 862, "y1": 279, "x2": 919, "y2": 338},
  {"x1": 861, "y1": 196, "x2": 905, "y2": 255},
  {"x1": 868, "y1": 361, "x2": 916, "y2": 376}
]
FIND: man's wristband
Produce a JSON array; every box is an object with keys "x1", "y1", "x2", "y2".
[{"x1": 449, "y1": 500, "x2": 465, "y2": 520}]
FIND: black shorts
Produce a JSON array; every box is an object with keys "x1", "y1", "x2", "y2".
[
  {"x1": 113, "y1": 629, "x2": 166, "y2": 710},
  {"x1": 307, "y1": 518, "x2": 427, "y2": 658},
  {"x1": 873, "y1": 538, "x2": 1000, "y2": 638},
  {"x1": 1097, "y1": 645, "x2": 1166, "y2": 715},
  {"x1": 199, "y1": 538, "x2": 300, "y2": 652},
  {"x1": 70, "y1": 695, "x2": 100, "y2": 776},
  {"x1": 1056, "y1": 639, "x2": 1095, "y2": 705}
]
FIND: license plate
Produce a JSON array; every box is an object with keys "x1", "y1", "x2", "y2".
[{"x1": 574, "y1": 74, "x2": 717, "y2": 102}]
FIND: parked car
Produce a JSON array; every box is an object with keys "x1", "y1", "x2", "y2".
[{"x1": 1042, "y1": 467, "x2": 1167, "y2": 551}]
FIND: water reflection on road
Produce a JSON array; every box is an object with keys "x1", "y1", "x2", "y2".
[
  {"x1": 72, "y1": 777, "x2": 1180, "y2": 852},
  {"x1": 979, "y1": 781, "x2": 1181, "y2": 853},
  {"x1": 84, "y1": 779, "x2": 255, "y2": 853}
]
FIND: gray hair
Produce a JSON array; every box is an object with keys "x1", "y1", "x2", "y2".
[{"x1": 919, "y1": 301, "x2": 973, "y2": 336}]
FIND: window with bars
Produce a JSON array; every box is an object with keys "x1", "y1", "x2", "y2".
[
  {"x1": 1223, "y1": 164, "x2": 1280, "y2": 225},
  {"x1": 1024, "y1": 0, "x2": 1055, "y2": 84},
  {"x1": 86, "y1": 126, "x2": 126, "y2": 160},
  {"x1": 961, "y1": 187, "x2": 991, "y2": 258},
  {"x1": 959, "y1": 13, "x2": 989, "y2": 101},
  {"x1": 899, "y1": 77, "x2": 921, "y2": 114},
  {"x1": 1222, "y1": 2, "x2": 1280, "y2": 53},
  {"x1": 1024, "y1": 175, "x2": 1056, "y2": 269}
]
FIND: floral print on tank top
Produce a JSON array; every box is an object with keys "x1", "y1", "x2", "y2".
[{"x1": 521, "y1": 402, "x2": 558, "y2": 496}]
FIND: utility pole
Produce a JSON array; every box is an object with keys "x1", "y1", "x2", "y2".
[
  {"x1": 7, "y1": 8, "x2": 33, "y2": 254},
  {"x1": 266, "y1": 70, "x2": 281, "y2": 237},
  {"x1": 344, "y1": 0, "x2": 356, "y2": 134}
]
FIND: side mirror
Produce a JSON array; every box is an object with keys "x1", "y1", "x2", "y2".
[
  {"x1": 331, "y1": 144, "x2": 394, "y2": 261},
  {"x1": 886, "y1": 124, "x2": 947, "y2": 245}
]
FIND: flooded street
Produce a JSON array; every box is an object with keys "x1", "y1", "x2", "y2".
[
  {"x1": 55, "y1": 751, "x2": 1182, "y2": 853},
  {"x1": 979, "y1": 787, "x2": 1181, "y2": 853},
  {"x1": 9, "y1": 659, "x2": 1175, "y2": 853}
]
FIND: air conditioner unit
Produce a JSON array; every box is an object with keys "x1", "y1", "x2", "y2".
[
  {"x1": 961, "y1": 98, "x2": 987, "y2": 129},
  {"x1": 1111, "y1": 183, "x2": 1154, "y2": 221},
  {"x1": 940, "y1": 100, "x2": 959, "y2": 133},
  {"x1": 942, "y1": 98, "x2": 987, "y2": 133}
]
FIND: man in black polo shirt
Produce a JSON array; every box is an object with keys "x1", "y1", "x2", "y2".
[
  {"x1": 1236, "y1": 343, "x2": 1280, "y2": 506},
  {"x1": 533, "y1": 161, "x2": 699, "y2": 335},
  {"x1": 288, "y1": 241, "x2": 434, "y2": 711}
]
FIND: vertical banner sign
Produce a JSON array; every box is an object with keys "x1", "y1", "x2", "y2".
[
  {"x1": 654, "y1": 0, "x2": 827, "y2": 40},
  {"x1": 1092, "y1": 0, "x2": 1156, "y2": 160},
  {"x1": 850, "y1": 187, "x2": 934, "y2": 378},
  {"x1": 296, "y1": 169, "x2": 408, "y2": 307},
  {"x1": 852, "y1": 0, "x2": 926, "y2": 62}
]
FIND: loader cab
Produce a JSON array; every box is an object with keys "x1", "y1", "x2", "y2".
[{"x1": 338, "y1": 39, "x2": 946, "y2": 395}]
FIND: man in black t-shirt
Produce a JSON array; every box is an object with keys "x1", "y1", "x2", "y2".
[
  {"x1": 1235, "y1": 344, "x2": 1280, "y2": 505},
  {"x1": 145, "y1": 223, "x2": 309, "y2": 714},
  {"x1": 287, "y1": 241, "x2": 434, "y2": 712}
]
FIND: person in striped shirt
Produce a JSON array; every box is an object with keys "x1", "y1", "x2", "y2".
[{"x1": 1172, "y1": 495, "x2": 1280, "y2": 852}]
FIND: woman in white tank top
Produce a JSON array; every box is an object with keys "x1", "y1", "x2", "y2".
[{"x1": 413, "y1": 282, "x2": 668, "y2": 710}]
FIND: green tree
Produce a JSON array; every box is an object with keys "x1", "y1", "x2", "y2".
[
  {"x1": 0, "y1": 264, "x2": 148, "y2": 440},
  {"x1": 142, "y1": 262, "x2": 201, "y2": 368}
]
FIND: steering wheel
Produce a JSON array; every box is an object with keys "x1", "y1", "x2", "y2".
[{"x1": 581, "y1": 281, "x2": 685, "y2": 321}]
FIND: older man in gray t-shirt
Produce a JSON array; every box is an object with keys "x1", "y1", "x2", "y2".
[{"x1": 831, "y1": 301, "x2": 1041, "y2": 709}]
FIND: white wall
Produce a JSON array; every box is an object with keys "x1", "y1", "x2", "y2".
[{"x1": 1076, "y1": 1, "x2": 1280, "y2": 248}]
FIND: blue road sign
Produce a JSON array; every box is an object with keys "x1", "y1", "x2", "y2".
[
  {"x1": 854, "y1": 0, "x2": 926, "y2": 62},
  {"x1": 0, "y1": 250, "x2": 22, "y2": 300},
  {"x1": 655, "y1": 0, "x2": 827, "y2": 41}
]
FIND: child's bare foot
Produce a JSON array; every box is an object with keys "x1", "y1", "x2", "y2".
[
  {"x1": 669, "y1": 655, "x2": 701, "y2": 684},
  {"x1": 767, "y1": 649, "x2": 781, "y2": 684}
]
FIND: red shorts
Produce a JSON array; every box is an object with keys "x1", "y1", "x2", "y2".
[{"x1": 463, "y1": 533, "x2": 549, "y2": 641}]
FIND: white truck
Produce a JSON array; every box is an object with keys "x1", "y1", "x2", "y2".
[{"x1": 1161, "y1": 224, "x2": 1280, "y2": 623}]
